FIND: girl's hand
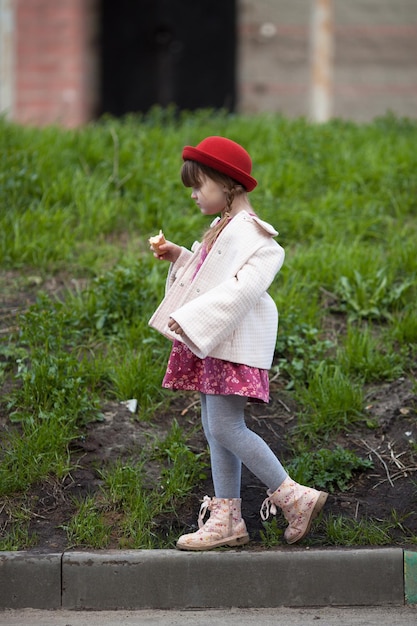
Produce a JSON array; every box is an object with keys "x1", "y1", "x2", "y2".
[
  {"x1": 150, "y1": 240, "x2": 182, "y2": 263},
  {"x1": 168, "y1": 318, "x2": 184, "y2": 336}
]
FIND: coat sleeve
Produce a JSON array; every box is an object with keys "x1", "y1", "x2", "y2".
[
  {"x1": 165, "y1": 246, "x2": 194, "y2": 291},
  {"x1": 170, "y1": 243, "x2": 284, "y2": 359}
]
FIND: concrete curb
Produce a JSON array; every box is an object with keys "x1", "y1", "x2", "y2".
[{"x1": 0, "y1": 548, "x2": 416, "y2": 610}]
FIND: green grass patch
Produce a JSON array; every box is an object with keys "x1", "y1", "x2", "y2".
[
  {"x1": 1, "y1": 109, "x2": 417, "y2": 549},
  {"x1": 286, "y1": 446, "x2": 373, "y2": 493},
  {"x1": 62, "y1": 421, "x2": 209, "y2": 549}
]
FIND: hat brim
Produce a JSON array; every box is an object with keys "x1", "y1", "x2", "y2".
[{"x1": 182, "y1": 146, "x2": 257, "y2": 191}]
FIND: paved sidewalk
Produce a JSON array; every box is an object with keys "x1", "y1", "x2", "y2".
[
  {"x1": 1, "y1": 607, "x2": 417, "y2": 626},
  {"x1": 0, "y1": 548, "x2": 416, "y2": 610}
]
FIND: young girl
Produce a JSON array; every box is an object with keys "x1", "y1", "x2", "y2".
[{"x1": 149, "y1": 136, "x2": 327, "y2": 550}]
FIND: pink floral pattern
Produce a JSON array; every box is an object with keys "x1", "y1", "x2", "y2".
[
  {"x1": 176, "y1": 496, "x2": 249, "y2": 550},
  {"x1": 163, "y1": 340, "x2": 270, "y2": 403}
]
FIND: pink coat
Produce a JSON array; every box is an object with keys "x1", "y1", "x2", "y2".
[{"x1": 148, "y1": 211, "x2": 285, "y2": 369}]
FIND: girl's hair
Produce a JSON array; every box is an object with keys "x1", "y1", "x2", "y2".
[{"x1": 181, "y1": 160, "x2": 247, "y2": 250}]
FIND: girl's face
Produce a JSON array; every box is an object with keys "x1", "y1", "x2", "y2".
[{"x1": 190, "y1": 175, "x2": 227, "y2": 216}]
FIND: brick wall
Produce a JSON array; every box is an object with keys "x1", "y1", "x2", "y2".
[
  {"x1": 5, "y1": 0, "x2": 417, "y2": 126},
  {"x1": 333, "y1": 0, "x2": 417, "y2": 121},
  {"x1": 238, "y1": 0, "x2": 417, "y2": 121},
  {"x1": 15, "y1": 0, "x2": 98, "y2": 127}
]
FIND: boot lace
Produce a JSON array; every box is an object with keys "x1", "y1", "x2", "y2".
[
  {"x1": 197, "y1": 495, "x2": 212, "y2": 528},
  {"x1": 260, "y1": 494, "x2": 277, "y2": 521}
]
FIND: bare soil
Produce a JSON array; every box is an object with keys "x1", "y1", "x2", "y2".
[{"x1": 1, "y1": 271, "x2": 417, "y2": 552}]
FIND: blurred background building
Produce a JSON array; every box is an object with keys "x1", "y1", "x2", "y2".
[{"x1": 0, "y1": 0, "x2": 416, "y2": 127}]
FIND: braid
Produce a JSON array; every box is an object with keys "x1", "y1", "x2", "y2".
[
  {"x1": 202, "y1": 185, "x2": 244, "y2": 251},
  {"x1": 181, "y1": 160, "x2": 246, "y2": 251},
  {"x1": 202, "y1": 214, "x2": 230, "y2": 251}
]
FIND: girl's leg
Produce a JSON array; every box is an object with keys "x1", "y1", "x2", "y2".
[
  {"x1": 195, "y1": 393, "x2": 327, "y2": 549},
  {"x1": 205, "y1": 394, "x2": 288, "y2": 493},
  {"x1": 175, "y1": 393, "x2": 248, "y2": 551},
  {"x1": 200, "y1": 393, "x2": 242, "y2": 498}
]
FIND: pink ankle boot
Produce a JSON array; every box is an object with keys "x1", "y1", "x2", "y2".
[
  {"x1": 260, "y1": 477, "x2": 328, "y2": 544},
  {"x1": 176, "y1": 496, "x2": 250, "y2": 551}
]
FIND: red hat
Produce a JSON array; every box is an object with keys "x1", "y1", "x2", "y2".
[{"x1": 182, "y1": 136, "x2": 257, "y2": 191}]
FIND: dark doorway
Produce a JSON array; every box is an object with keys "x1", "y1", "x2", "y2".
[{"x1": 99, "y1": 0, "x2": 236, "y2": 116}]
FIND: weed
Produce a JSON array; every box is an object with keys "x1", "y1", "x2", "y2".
[
  {"x1": 0, "y1": 413, "x2": 74, "y2": 495},
  {"x1": 86, "y1": 462, "x2": 163, "y2": 548},
  {"x1": 0, "y1": 497, "x2": 38, "y2": 550},
  {"x1": 390, "y1": 508, "x2": 417, "y2": 538},
  {"x1": 73, "y1": 260, "x2": 163, "y2": 335},
  {"x1": 6, "y1": 294, "x2": 102, "y2": 424},
  {"x1": 334, "y1": 269, "x2": 413, "y2": 321},
  {"x1": 77, "y1": 422, "x2": 209, "y2": 549},
  {"x1": 63, "y1": 495, "x2": 112, "y2": 549},
  {"x1": 274, "y1": 317, "x2": 334, "y2": 388},
  {"x1": 154, "y1": 419, "x2": 209, "y2": 499},
  {"x1": 337, "y1": 322, "x2": 403, "y2": 383},
  {"x1": 259, "y1": 517, "x2": 283, "y2": 548},
  {"x1": 105, "y1": 341, "x2": 168, "y2": 418},
  {"x1": 322, "y1": 514, "x2": 394, "y2": 546},
  {"x1": 0, "y1": 524, "x2": 37, "y2": 551},
  {"x1": 392, "y1": 308, "x2": 417, "y2": 346},
  {"x1": 295, "y1": 362, "x2": 364, "y2": 441},
  {"x1": 286, "y1": 446, "x2": 373, "y2": 493},
  {"x1": 102, "y1": 460, "x2": 147, "y2": 507}
]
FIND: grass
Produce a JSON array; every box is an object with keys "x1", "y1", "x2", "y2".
[
  {"x1": 61, "y1": 420, "x2": 209, "y2": 549},
  {"x1": 260, "y1": 508, "x2": 417, "y2": 549},
  {"x1": 322, "y1": 515, "x2": 399, "y2": 546},
  {"x1": 295, "y1": 362, "x2": 365, "y2": 441},
  {"x1": 286, "y1": 446, "x2": 374, "y2": 493},
  {"x1": 1, "y1": 109, "x2": 417, "y2": 549},
  {"x1": 0, "y1": 496, "x2": 38, "y2": 550}
]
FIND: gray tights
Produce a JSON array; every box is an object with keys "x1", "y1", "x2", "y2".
[{"x1": 200, "y1": 393, "x2": 288, "y2": 499}]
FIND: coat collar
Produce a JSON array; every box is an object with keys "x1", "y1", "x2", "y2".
[{"x1": 210, "y1": 210, "x2": 278, "y2": 237}]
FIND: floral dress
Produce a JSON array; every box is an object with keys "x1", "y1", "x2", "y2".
[{"x1": 162, "y1": 229, "x2": 270, "y2": 403}]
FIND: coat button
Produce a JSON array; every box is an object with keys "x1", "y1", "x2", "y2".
[{"x1": 196, "y1": 288, "x2": 200, "y2": 293}]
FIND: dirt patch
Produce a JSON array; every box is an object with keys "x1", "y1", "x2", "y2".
[
  {"x1": 1, "y1": 270, "x2": 417, "y2": 551},
  {"x1": 10, "y1": 378, "x2": 417, "y2": 552}
]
